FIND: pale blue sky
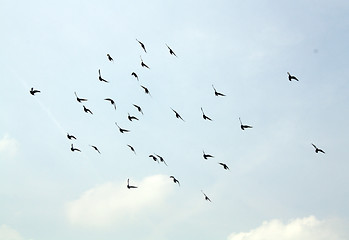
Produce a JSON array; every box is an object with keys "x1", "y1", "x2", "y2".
[{"x1": 1, "y1": 0, "x2": 349, "y2": 239}]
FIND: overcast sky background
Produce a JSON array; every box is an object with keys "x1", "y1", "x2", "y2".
[{"x1": 1, "y1": 0, "x2": 349, "y2": 239}]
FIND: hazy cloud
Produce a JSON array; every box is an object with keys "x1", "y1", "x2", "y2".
[
  {"x1": 228, "y1": 216, "x2": 349, "y2": 240},
  {"x1": 0, "y1": 134, "x2": 19, "y2": 159},
  {"x1": 65, "y1": 174, "x2": 175, "y2": 228},
  {"x1": 0, "y1": 225, "x2": 24, "y2": 240}
]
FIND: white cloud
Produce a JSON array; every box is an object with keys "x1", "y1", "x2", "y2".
[
  {"x1": 228, "y1": 216, "x2": 349, "y2": 240},
  {"x1": 0, "y1": 134, "x2": 19, "y2": 158},
  {"x1": 0, "y1": 225, "x2": 23, "y2": 240},
  {"x1": 65, "y1": 174, "x2": 175, "y2": 228}
]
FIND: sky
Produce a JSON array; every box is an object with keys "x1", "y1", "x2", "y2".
[{"x1": 1, "y1": 0, "x2": 349, "y2": 239}]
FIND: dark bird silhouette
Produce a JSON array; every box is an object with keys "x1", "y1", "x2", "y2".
[
  {"x1": 212, "y1": 85, "x2": 226, "y2": 96},
  {"x1": 83, "y1": 105, "x2": 93, "y2": 115},
  {"x1": 170, "y1": 108, "x2": 185, "y2": 121},
  {"x1": 312, "y1": 143, "x2": 325, "y2": 154},
  {"x1": 30, "y1": 87, "x2": 40, "y2": 95},
  {"x1": 115, "y1": 122, "x2": 130, "y2": 133},
  {"x1": 133, "y1": 104, "x2": 144, "y2": 115},
  {"x1": 107, "y1": 54, "x2": 114, "y2": 62},
  {"x1": 287, "y1": 72, "x2": 299, "y2": 81},
  {"x1": 140, "y1": 56, "x2": 150, "y2": 69},
  {"x1": 131, "y1": 72, "x2": 139, "y2": 81},
  {"x1": 140, "y1": 85, "x2": 151, "y2": 96},
  {"x1": 166, "y1": 44, "x2": 177, "y2": 57},
  {"x1": 149, "y1": 154, "x2": 159, "y2": 163},
  {"x1": 201, "y1": 107, "x2": 212, "y2": 121},
  {"x1": 90, "y1": 145, "x2": 101, "y2": 154},
  {"x1": 127, "y1": 144, "x2": 136, "y2": 154},
  {"x1": 127, "y1": 178, "x2": 137, "y2": 189},
  {"x1": 98, "y1": 69, "x2": 109, "y2": 83},
  {"x1": 136, "y1": 39, "x2": 147, "y2": 53},
  {"x1": 156, "y1": 154, "x2": 168, "y2": 166},
  {"x1": 104, "y1": 98, "x2": 116, "y2": 110},
  {"x1": 201, "y1": 190, "x2": 211, "y2": 202},
  {"x1": 67, "y1": 133, "x2": 77, "y2": 140},
  {"x1": 239, "y1": 117, "x2": 252, "y2": 130},
  {"x1": 170, "y1": 176, "x2": 180, "y2": 186},
  {"x1": 203, "y1": 150, "x2": 214, "y2": 160},
  {"x1": 219, "y1": 162, "x2": 230, "y2": 170},
  {"x1": 70, "y1": 144, "x2": 81, "y2": 152},
  {"x1": 74, "y1": 92, "x2": 88, "y2": 103},
  {"x1": 128, "y1": 113, "x2": 139, "y2": 121}
]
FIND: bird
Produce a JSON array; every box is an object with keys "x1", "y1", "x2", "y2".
[
  {"x1": 104, "y1": 98, "x2": 116, "y2": 110},
  {"x1": 133, "y1": 104, "x2": 144, "y2": 115},
  {"x1": 166, "y1": 44, "x2": 177, "y2": 57},
  {"x1": 170, "y1": 176, "x2": 180, "y2": 186},
  {"x1": 156, "y1": 154, "x2": 168, "y2": 166},
  {"x1": 136, "y1": 39, "x2": 147, "y2": 53},
  {"x1": 115, "y1": 122, "x2": 130, "y2": 133},
  {"x1": 149, "y1": 154, "x2": 159, "y2": 163},
  {"x1": 98, "y1": 69, "x2": 109, "y2": 83},
  {"x1": 67, "y1": 133, "x2": 77, "y2": 140},
  {"x1": 90, "y1": 145, "x2": 101, "y2": 154},
  {"x1": 239, "y1": 117, "x2": 252, "y2": 130},
  {"x1": 107, "y1": 54, "x2": 114, "y2": 62},
  {"x1": 131, "y1": 72, "x2": 139, "y2": 81},
  {"x1": 127, "y1": 144, "x2": 136, "y2": 154},
  {"x1": 128, "y1": 113, "x2": 139, "y2": 121},
  {"x1": 203, "y1": 150, "x2": 214, "y2": 160},
  {"x1": 212, "y1": 85, "x2": 226, "y2": 96},
  {"x1": 170, "y1": 108, "x2": 185, "y2": 121},
  {"x1": 287, "y1": 72, "x2": 299, "y2": 81},
  {"x1": 83, "y1": 105, "x2": 93, "y2": 115},
  {"x1": 70, "y1": 144, "x2": 81, "y2": 152},
  {"x1": 201, "y1": 190, "x2": 211, "y2": 202},
  {"x1": 140, "y1": 56, "x2": 150, "y2": 69},
  {"x1": 219, "y1": 162, "x2": 230, "y2": 170},
  {"x1": 127, "y1": 178, "x2": 137, "y2": 189},
  {"x1": 74, "y1": 92, "x2": 87, "y2": 103},
  {"x1": 311, "y1": 143, "x2": 325, "y2": 154},
  {"x1": 140, "y1": 85, "x2": 151, "y2": 96},
  {"x1": 201, "y1": 107, "x2": 212, "y2": 121},
  {"x1": 30, "y1": 87, "x2": 40, "y2": 95}
]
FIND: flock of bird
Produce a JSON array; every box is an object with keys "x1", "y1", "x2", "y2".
[{"x1": 29, "y1": 39, "x2": 325, "y2": 203}]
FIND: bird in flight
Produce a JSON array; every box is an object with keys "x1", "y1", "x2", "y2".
[
  {"x1": 127, "y1": 144, "x2": 136, "y2": 154},
  {"x1": 127, "y1": 178, "x2": 138, "y2": 189},
  {"x1": 128, "y1": 113, "x2": 139, "y2": 121},
  {"x1": 140, "y1": 56, "x2": 150, "y2": 69},
  {"x1": 136, "y1": 39, "x2": 147, "y2": 53},
  {"x1": 201, "y1": 190, "x2": 211, "y2": 202},
  {"x1": 104, "y1": 98, "x2": 116, "y2": 110},
  {"x1": 239, "y1": 117, "x2": 252, "y2": 130},
  {"x1": 166, "y1": 44, "x2": 177, "y2": 57},
  {"x1": 30, "y1": 87, "x2": 40, "y2": 96},
  {"x1": 219, "y1": 162, "x2": 230, "y2": 170},
  {"x1": 203, "y1": 150, "x2": 214, "y2": 160},
  {"x1": 170, "y1": 176, "x2": 180, "y2": 186},
  {"x1": 90, "y1": 145, "x2": 101, "y2": 154},
  {"x1": 115, "y1": 122, "x2": 130, "y2": 133},
  {"x1": 74, "y1": 92, "x2": 87, "y2": 103},
  {"x1": 311, "y1": 143, "x2": 325, "y2": 154},
  {"x1": 107, "y1": 54, "x2": 114, "y2": 62},
  {"x1": 70, "y1": 144, "x2": 81, "y2": 152},
  {"x1": 212, "y1": 85, "x2": 225, "y2": 96},
  {"x1": 133, "y1": 104, "x2": 144, "y2": 115},
  {"x1": 67, "y1": 133, "x2": 77, "y2": 140},
  {"x1": 149, "y1": 154, "x2": 159, "y2": 163},
  {"x1": 98, "y1": 69, "x2": 109, "y2": 83},
  {"x1": 170, "y1": 108, "x2": 185, "y2": 121},
  {"x1": 201, "y1": 107, "x2": 212, "y2": 121},
  {"x1": 131, "y1": 72, "x2": 139, "y2": 81},
  {"x1": 287, "y1": 72, "x2": 299, "y2": 81},
  {"x1": 83, "y1": 105, "x2": 93, "y2": 115},
  {"x1": 140, "y1": 85, "x2": 151, "y2": 96},
  {"x1": 156, "y1": 154, "x2": 168, "y2": 166}
]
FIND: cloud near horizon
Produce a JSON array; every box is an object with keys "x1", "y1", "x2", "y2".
[
  {"x1": 0, "y1": 134, "x2": 19, "y2": 159},
  {"x1": 0, "y1": 225, "x2": 24, "y2": 240},
  {"x1": 65, "y1": 174, "x2": 175, "y2": 228},
  {"x1": 228, "y1": 215, "x2": 349, "y2": 240}
]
